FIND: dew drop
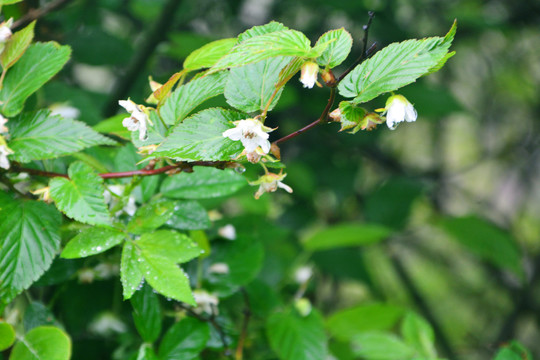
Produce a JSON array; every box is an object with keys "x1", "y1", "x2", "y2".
[{"x1": 233, "y1": 165, "x2": 246, "y2": 174}]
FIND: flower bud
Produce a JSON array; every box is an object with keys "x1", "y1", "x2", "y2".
[
  {"x1": 299, "y1": 61, "x2": 319, "y2": 89},
  {"x1": 383, "y1": 95, "x2": 417, "y2": 130}
]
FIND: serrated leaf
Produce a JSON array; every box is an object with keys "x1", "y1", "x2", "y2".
[
  {"x1": 149, "y1": 108, "x2": 244, "y2": 161},
  {"x1": 23, "y1": 302, "x2": 60, "y2": 332},
  {"x1": 336, "y1": 101, "x2": 367, "y2": 132},
  {"x1": 315, "y1": 28, "x2": 353, "y2": 68},
  {"x1": 131, "y1": 109, "x2": 167, "y2": 148},
  {"x1": 160, "y1": 71, "x2": 228, "y2": 125},
  {"x1": 238, "y1": 21, "x2": 289, "y2": 43},
  {"x1": 0, "y1": 0, "x2": 22, "y2": 5},
  {"x1": 225, "y1": 56, "x2": 291, "y2": 113},
  {"x1": 121, "y1": 242, "x2": 143, "y2": 300},
  {"x1": 267, "y1": 309, "x2": 327, "y2": 360},
  {"x1": 9, "y1": 326, "x2": 71, "y2": 360},
  {"x1": 61, "y1": 227, "x2": 125, "y2": 259},
  {"x1": 327, "y1": 303, "x2": 404, "y2": 342},
  {"x1": 1, "y1": 20, "x2": 35, "y2": 70},
  {"x1": 49, "y1": 161, "x2": 111, "y2": 226},
  {"x1": 158, "y1": 317, "x2": 210, "y2": 360},
  {"x1": 137, "y1": 230, "x2": 203, "y2": 264},
  {"x1": 152, "y1": 72, "x2": 183, "y2": 103},
  {"x1": 426, "y1": 20, "x2": 457, "y2": 75},
  {"x1": 166, "y1": 200, "x2": 210, "y2": 230},
  {"x1": 161, "y1": 166, "x2": 246, "y2": 199},
  {"x1": 131, "y1": 283, "x2": 162, "y2": 343},
  {"x1": 439, "y1": 216, "x2": 522, "y2": 275},
  {"x1": 8, "y1": 110, "x2": 115, "y2": 163},
  {"x1": 351, "y1": 331, "x2": 415, "y2": 360},
  {"x1": 401, "y1": 312, "x2": 436, "y2": 358},
  {"x1": 210, "y1": 30, "x2": 314, "y2": 72},
  {"x1": 134, "y1": 240, "x2": 195, "y2": 305},
  {"x1": 338, "y1": 24, "x2": 456, "y2": 104},
  {"x1": 0, "y1": 322, "x2": 15, "y2": 350},
  {"x1": 0, "y1": 200, "x2": 61, "y2": 305},
  {"x1": 303, "y1": 223, "x2": 391, "y2": 251},
  {"x1": 0, "y1": 42, "x2": 71, "y2": 116},
  {"x1": 277, "y1": 57, "x2": 304, "y2": 86},
  {"x1": 183, "y1": 38, "x2": 237, "y2": 71},
  {"x1": 127, "y1": 198, "x2": 176, "y2": 235}
]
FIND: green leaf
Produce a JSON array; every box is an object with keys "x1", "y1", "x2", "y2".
[
  {"x1": 401, "y1": 312, "x2": 436, "y2": 358},
  {"x1": 225, "y1": 56, "x2": 292, "y2": 113},
  {"x1": 160, "y1": 71, "x2": 228, "y2": 125},
  {"x1": 426, "y1": 20, "x2": 457, "y2": 75},
  {"x1": 134, "y1": 231, "x2": 200, "y2": 305},
  {"x1": 336, "y1": 101, "x2": 368, "y2": 132},
  {"x1": 9, "y1": 326, "x2": 71, "y2": 360},
  {"x1": 158, "y1": 317, "x2": 210, "y2": 360},
  {"x1": 136, "y1": 230, "x2": 203, "y2": 264},
  {"x1": 0, "y1": 200, "x2": 61, "y2": 305},
  {"x1": 351, "y1": 331, "x2": 415, "y2": 360},
  {"x1": 121, "y1": 241, "x2": 143, "y2": 300},
  {"x1": 0, "y1": 322, "x2": 15, "y2": 351},
  {"x1": 211, "y1": 30, "x2": 316, "y2": 72},
  {"x1": 0, "y1": 0, "x2": 23, "y2": 5},
  {"x1": 338, "y1": 24, "x2": 456, "y2": 104},
  {"x1": 326, "y1": 303, "x2": 404, "y2": 342},
  {"x1": 303, "y1": 223, "x2": 391, "y2": 251},
  {"x1": 166, "y1": 200, "x2": 210, "y2": 230},
  {"x1": 161, "y1": 166, "x2": 246, "y2": 199},
  {"x1": 439, "y1": 216, "x2": 522, "y2": 275},
  {"x1": 183, "y1": 38, "x2": 237, "y2": 71},
  {"x1": 207, "y1": 235, "x2": 264, "y2": 296},
  {"x1": 1, "y1": 20, "x2": 35, "y2": 70},
  {"x1": 61, "y1": 227, "x2": 125, "y2": 259},
  {"x1": 131, "y1": 283, "x2": 162, "y2": 343},
  {"x1": 23, "y1": 302, "x2": 60, "y2": 332},
  {"x1": 237, "y1": 21, "x2": 289, "y2": 43},
  {"x1": 127, "y1": 198, "x2": 176, "y2": 235},
  {"x1": 150, "y1": 109, "x2": 244, "y2": 161},
  {"x1": 0, "y1": 42, "x2": 71, "y2": 116},
  {"x1": 136, "y1": 343, "x2": 159, "y2": 360},
  {"x1": 267, "y1": 309, "x2": 327, "y2": 360},
  {"x1": 8, "y1": 110, "x2": 115, "y2": 162},
  {"x1": 315, "y1": 28, "x2": 353, "y2": 68},
  {"x1": 493, "y1": 341, "x2": 532, "y2": 360},
  {"x1": 49, "y1": 161, "x2": 112, "y2": 226}
]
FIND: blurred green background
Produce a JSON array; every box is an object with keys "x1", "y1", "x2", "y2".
[{"x1": 5, "y1": 0, "x2": 540, "y2": 358}]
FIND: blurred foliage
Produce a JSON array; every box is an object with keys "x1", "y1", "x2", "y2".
[{"x1": 1, "y1": 0, "x2": 539, "y2": 359}]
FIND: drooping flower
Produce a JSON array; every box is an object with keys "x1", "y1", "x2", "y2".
[
  {"x1": 193, "y1": 290, "x2": 219, "y2": 315},
  {"x1": 300, "y1": 61, "x2": 319, "y2": 89},
  {"x1": 218, "y1": 224, "x2": 236, "y2": 240},
  {"x1": 103, "y1": 184, "x2": 137, "y2": 216},
  {"x1": 208, "y1": 262, "x2": 230, "y2": 275},
  {"x1": 294, "y1": 266, "x2": 313, "y2": 284},
  {"x1": 0, "y1": 18, "x2": 12, "y2": 44},
  {"x1": 50, "y1": 103, "x2": 81, "y2": 119},
  {"x1": 0, "y1": 144, "x2": 13, "y2": 170},
  {"x1": 0, "y1": 114, "x2": 8, "y2": 134},
  {"x1": 250, "y1": 171, "x2": 293, "y2": 199},
  {"x1": 31, "y1": 186, "x2": 52, "y2": 203},
  {"x1": 222, "y1": 118, "x2": 273, "y2": 155},
  {"x1": 382, "y1": 95, "x2": 417, "y2": 130},
  {"x1": 119, "y1": 99, "x2": 149, "y2": 141}
]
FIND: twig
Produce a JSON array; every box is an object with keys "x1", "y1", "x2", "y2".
[
  {"x1": 390, "y1": 251, "x2": 458, "y2": 359},
  {"x1": 337, "y1": 11, "x2": 377, "y2": 83},
  {"x1": 10, "y1": 161, "x2": 230, "y2": 180},
  {"x1": 102, "y1": 0, "x2": 185, "y2": 117},
  {"x1": 235, "y1": 288, "x2": 252, "y2": 360},
  {"x1": 12, "y1": 0, "x2": 74, "y2": 30}
]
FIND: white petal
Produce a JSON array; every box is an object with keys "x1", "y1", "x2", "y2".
[
  {"x1": 277, "y1": 181, "x2": 293, "y2": 193},
  {"x1": 404, "y1": 103, "x2": 417, "y2": 122},
  {"x1": 223, "y1": 127, "x2": 242, "y2": 140},
  {"x1": 259, "y1": 139, "x2": 271, "y2": 154},
  {"x1": 138, "y1": 119, "x2": 147, "y2": 141},
  {"x1": 122, "y1": 117, "x2": 139, "y2": 131},
  {"x1": 0, "y1": 151, "x2": 9, "y2": 169},
  {"x1": 242, "y1": 137, "x2": 262, "y2": 152},
  {"x1": 118, "y1": 99, "x2": 137, "y2": 113}
]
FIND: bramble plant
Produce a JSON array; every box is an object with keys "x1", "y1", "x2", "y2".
[{"x1": 0, "y1": 4, "x2": 529, "y2": 360}]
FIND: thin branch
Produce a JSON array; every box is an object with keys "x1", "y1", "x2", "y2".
[
  {"x1": 12, "y1": 0, "x2": 74, "y2": 30},
  {"x1": 235, "y1": 288, "x2": 252, "y2": 360},
  {"x1": 273, "y1": 87, "x2": 336, "y2": 145},
  {"x1": 11, "y1": 161, "x2": 230, "y2": 180},
  {"x1": 102, "y1": 0, "x2": 185, "y2": 117}
]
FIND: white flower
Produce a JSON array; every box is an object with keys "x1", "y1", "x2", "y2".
[
  {"x1": 294, "y1": 266, "x2": 313, "y2": 284},
  {"x1": 0, "y1": 144, "x2": 13, "y2": 170},
  {"x1": 208, "y1": 262, "x2": 230, "y2": 275},
  {"x1": 0, "y1": 114, "x2": 8, "y2": 134},
  {"x1": 89, "y1": 312, "x2": 127, "y2": 336},
  {"x1": 104, "y1": 185, "x2": 137, "y2": 216},
  {"x1": 193, "y1": 290, "x2": 219, "y2": 315},
  {"x1": 119, "y1": 99, "x2": 148, "y2": 141},
  {"x1": 0, "y1": 19, "x2": 12, "y2": 44},
  {"x1": 299, "y1": 61, "x2": 319, "y2": 89},
  {"x1": 222, "y1": 118, "x2": 273, "y2": 154},
  {"x1": 50, "y1": 103, "x2": 80, "y2": 119},
  {"x1": 218, "y1": 224, "x2": 236, "y2": 240},
  {"x1": 250, "y1": 171, "x2": 293, "y2": 199},
  {"x1": 383, "y1": 95, "x2": 417, "y2": 130}
]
